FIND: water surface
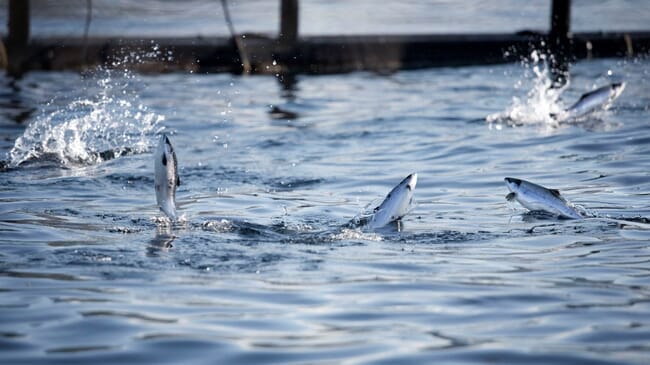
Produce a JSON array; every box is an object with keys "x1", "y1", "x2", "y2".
[{"x1": 1, "y1": 54, "x2": 650, "y2": 364}]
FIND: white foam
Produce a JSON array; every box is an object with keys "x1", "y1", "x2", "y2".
[
  {"x1": 486, "y1": 50, "x2": 566, "y2": 127},
  {"x1": 202, "y1": 219, "x2": 235, "y2": 233},
  {"x1": 9, "y1": 67, "x2": 164, "y2": 168},
  {"x1": 329, "y1": 228, "x2": 383, "y2": 242}
]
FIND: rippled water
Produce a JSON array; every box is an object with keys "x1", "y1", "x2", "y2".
[{"x1": 1, "y1": 53, "x2": 650, "y2": 364}]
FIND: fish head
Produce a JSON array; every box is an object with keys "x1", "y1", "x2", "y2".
[
  {"x1": 389, "y1": 172, "x2": 417, "y2": 210},
  {"x1": 403, "y1": 173, "x2": 418, "y2": 191},
  {"x1": 610, "y1": 82, "x2": 626, "y2": 100},
  {"x1": 395, "y1": 172, "x2": 417, "y2": 210},
  {"x1": 160, "y1": 135, "x2": 175, "y2": 162},
  {"x1": 155, "y1": 134, "x2": 177, "y2": 181},
  {"x1": 504, "y1": 177, "x2": 522, "y2": 193}
]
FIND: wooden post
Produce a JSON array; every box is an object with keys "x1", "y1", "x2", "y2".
[
  {"x1": 549, "y1": 0, "x2": 571, "y2": 87},
  {"x1": 7, "y1": 0, "x2": 30, "y2": 76},
  {"x1": 550, "y1": 0, "x2": 570, "y2": 41},
  {"x1": 279, "y1": 0, "x2": 298, "y2": 50},
  {"x1": 276, "y1": 0, "x2": 298, "y2": 88}
]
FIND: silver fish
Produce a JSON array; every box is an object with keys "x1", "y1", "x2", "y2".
[
  {"x1": 368, "y1": 173, "x2": 417, "y2": 229},
  {"x1": 552, "y1": 82, "x2": 625, "y2": 122},
  {"x1": 154, "y1": 134, "x2": 180, "y2": 220},
  {"x1": 504, "y1": 177, "x2": 582, "y2": 219}
]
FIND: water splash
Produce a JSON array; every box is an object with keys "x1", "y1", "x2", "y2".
[
  {"x1": 328, "y1": 227, "x2": 383, "y2": 242},
  {"x1": 8, "y1": 64, "x2": 164, "y2": 168},
  {"x1": 486, "y1": 51, "x2": 566, "y2": 127}
]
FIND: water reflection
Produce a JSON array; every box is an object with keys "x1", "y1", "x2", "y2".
[
  {"x1": 268, "y1": 72, "x2": 301, "y2": 120},
  {"x1": 277, "y1": 72, "x2": 298, "y2": 100},
  {"x1": 0, "y1": 77, "x2": 36, "y2": 124},
  {"x1": 268, "y1": 105, "x2": 300, "y2": 120},
  {"x1": 147, "y1": 226, "x2": 175, "y2": 257}
]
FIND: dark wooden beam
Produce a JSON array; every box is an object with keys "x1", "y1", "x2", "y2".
[{"x1": 13, "y1": 31, "x2": 650, "y2": 75}]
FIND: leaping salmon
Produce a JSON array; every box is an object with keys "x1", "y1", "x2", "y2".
[
  {"x1": 551, "y1": 82, "x2": 625, "y2": 122},
  {"x1": 154, "y1": 134, "x2": 180, "y2": 221},
  {"x1": 367, "y1": 173, "x2": 417, "y2": 229},
  {"x1": 504, "y1": 177, "x2": 582, "y2": 219}
]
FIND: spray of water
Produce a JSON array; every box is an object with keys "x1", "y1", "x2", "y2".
[
  {"x1": 486, "y1": 50, "x2": 567, "y2": 127},
  {"x1": 8, "y1": 56, "x2": 165, "y2": 168}
]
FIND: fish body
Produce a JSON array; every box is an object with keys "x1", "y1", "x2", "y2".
[
  {"x1": 552, "y1": 82, "x2": 625, "y2": 122},
  {"x1": 504, "y1": 177, "x2": 582, "y2": 219},
  {"x1": 367, "y1": 173, "x2": 417, "y2": 229},
  {"x1": 154, "y1": 134, "x2": 180, "y2": 220}
]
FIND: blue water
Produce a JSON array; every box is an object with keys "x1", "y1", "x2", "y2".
[{"x1": 1, "y1": 52, "x2": 649, "y2": 364}]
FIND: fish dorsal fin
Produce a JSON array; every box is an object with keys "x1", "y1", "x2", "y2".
[
  {"x1": 176, "y1": 173, "x2": 181, "y2": 186},
  {"x1": 549, "y1": 189, "x2": 562, "y2": 198}
]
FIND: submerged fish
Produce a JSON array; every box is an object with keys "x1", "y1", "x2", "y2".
[
  {"x1": 367, "y1": 173, "x2": 417, "y2": 229},
  {"x1": 551, "y1": 82, "x2": 625, "y2": 122},
  {"x1": 154, "y1": 134, "x2": 180, "y2": 220},
  {"x1": 504, "y1": 177, "x2": 582, "y2": 219}
]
